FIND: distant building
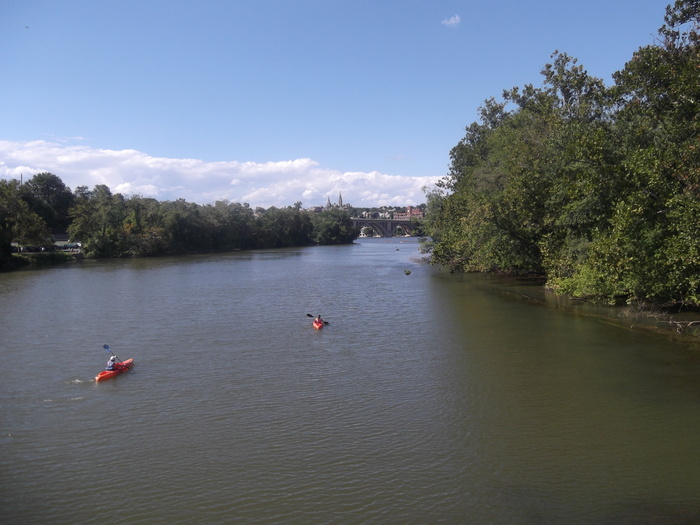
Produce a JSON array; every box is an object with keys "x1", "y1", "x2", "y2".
[
  {"x1": 323, "y1": 192, "x2": 350, "y2": 211},
  {"x1": 393, "y1": 206, "x2": 423, "y2": 221}
]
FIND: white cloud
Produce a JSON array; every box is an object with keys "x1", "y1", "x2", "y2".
[
  {"x1": 0, "y1": 140, "x2": 440, "y2": 208},
  {"x1": 441, "y1": 14, "x2": 461, "y2": 27}
]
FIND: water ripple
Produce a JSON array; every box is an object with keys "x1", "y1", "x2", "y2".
[{"x1": 1, "y1": 240, "x2": 699, "y2": 524}]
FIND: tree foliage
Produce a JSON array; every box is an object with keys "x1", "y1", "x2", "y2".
[
  {"x1": 65, "y1": 192, "x2": 356, "y2": 258},
  {"x1": 309, "y1": 208, "x2": 359, "y2": 245},
  {"x1": 425, "y1": 0, "x2": 700, "y2": 307},
  {"x1": 19, "y1": 172, "x2": 75, "y2": 233},
  {"x1": 1, "y1": 176, "x2": 358, "y2": 268},
  {"x1": 0, "y1": 179, "x2": 51, "y2": 266}
]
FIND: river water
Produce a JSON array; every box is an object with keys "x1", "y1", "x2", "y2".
[{"x1": 1, "y1": 238, "x2": 699, "y2": 524}]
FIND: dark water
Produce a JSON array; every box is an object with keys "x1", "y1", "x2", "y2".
[{"x1": 1, "y1": 238, "x2": 699, "y2": 524}]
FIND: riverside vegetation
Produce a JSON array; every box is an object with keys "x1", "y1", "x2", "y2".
[
  {"x1": 422, "y1": 0, "x2": 700, "y2": 310},
  {"x1": 0, "y1": 173, "x2": 358, "y2": 271}
]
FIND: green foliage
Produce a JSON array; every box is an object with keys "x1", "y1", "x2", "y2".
[
  {"x1": 66, "y1": 191, "x2": 356, "y2": 257},
  {"x1": 19, "y1": 172, "x2": 75, "y2": 233},
  {"x1": 2, "y1": 171, "x2": 361, "y2": 267},
  {"x1": 310, "y1": 209, "x2": 359, "y2": 245},
  {"x1": 255, "y1": 206, "x2": 314, "y2": 248},
  {"x1": 16, "y1": 251, "x2": 74, "y2": 267},
  {"x1": 67, "y1": 185, "x2": 126, "y2": 257},
  {"x1": 426, "y1": 0, "x2": 700, "y2": 307},
  {"x1": 0, "y1": 179, "x2": 51, "y2": 268}
]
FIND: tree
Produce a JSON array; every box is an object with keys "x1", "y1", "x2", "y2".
[
  {"x1": 428, "y1": 52, "x2": 613, "y2": 275},
  {"x1": 119, "y1": 196, "x2": 170, "y2": 256},
  {"x1": 160, "y1": 198, "x2": 210, "y2": 253},
  {"x1": 0, "y1": 179, "x2": 51, "y2": 266},
  {"x1": 426, "y1": 1, "x2": 700, "y2": 307},
  {"x1": 555, "y1": 0, "x2": 700, "y2": 304},
  {"x1": 254, "y1": 206, "x2": 314, "y2": 248},
  {"x1": 67, "y1": 185, "x2": 126, "y2": 257},
  {"x1": 200, "y1": 200, "x2": 256, "y2": 251},
  {"x1": 19, "y1": 173, "x2": 74, "y2": 233},
  {"x1": 311, "y1": 209, "x2": 358, "y2": 245}
]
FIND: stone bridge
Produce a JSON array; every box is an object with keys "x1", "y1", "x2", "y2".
[{"x1": 351, "y1": 218, "x2": 416, "y2": 238}]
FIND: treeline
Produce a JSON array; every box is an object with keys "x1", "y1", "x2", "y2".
[
  {"x1": 424, "y1": 0, "x2": 699, "y2": 307},
  {"x1": 0, "y1": 173, "x2": 358, "y2": 267}
]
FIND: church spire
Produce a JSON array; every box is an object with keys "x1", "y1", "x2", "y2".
[{"x1": 338, "y1": 192, "x2": 343, "y2": 207}]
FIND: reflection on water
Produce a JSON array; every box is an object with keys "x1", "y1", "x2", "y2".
[{"x1": 0, "y1": 238, "x2": 699, "y2": 524}]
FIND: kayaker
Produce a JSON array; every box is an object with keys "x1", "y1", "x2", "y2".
[
  {"x1": 106, "y1": 356, "x2": 116, "y2": 370},
  {"x1": 315, "y1": 315, "x2": 323, "y2": 324}
]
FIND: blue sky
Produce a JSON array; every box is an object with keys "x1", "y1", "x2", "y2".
[{"x1": 1, "y1": 0, "x2": 668, "y2": 208}]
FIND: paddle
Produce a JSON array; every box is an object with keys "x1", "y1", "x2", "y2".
[
  {"x1": 306, "y1": 313, "x2": 330, "y2": 325},
  {"x1": 103, "y1": 344, "x2": 128, "y2": 371},
  {"x1": 103, "y1": 344, "x2": 122, "y2": 362}
]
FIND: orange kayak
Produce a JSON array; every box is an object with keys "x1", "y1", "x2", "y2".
[
  {"x1": 313, "y1": 319, "x2": 324, "y2": 330},
  {"x1": 95, "y1": 358, "x2": 134, "y2": 382}
]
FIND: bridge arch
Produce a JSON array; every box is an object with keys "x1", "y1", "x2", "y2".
[{"x1": 351, "y1": 218, "x2": 416, "y2": 238}]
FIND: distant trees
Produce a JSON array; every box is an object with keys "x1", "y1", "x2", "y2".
[
  {"x1": 424, "y1": 0, "x2": 700, "y2": 307},
  {"x1": 309, "y1": 208, "x2": 357, "y2": 244},
  {"x1": 0, "y1": 173, "x2": 360, "y2": 268},
  {"x1": 255, "y1": 206, "x2": 314, "y2": 248},
  {"x1": 64, "y1": 189, "x2": 358, "y2": 258},
  {"x1": 0, "y1": 179, "x2": 51, "y2": 266}
]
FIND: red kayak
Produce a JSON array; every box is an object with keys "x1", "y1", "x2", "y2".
[
  {"x1": 313, "y1": 319, "x2": 324, "y2": 330},
  {"x1": 95, "y1": 358, "x2": 134, "y2": 382}
]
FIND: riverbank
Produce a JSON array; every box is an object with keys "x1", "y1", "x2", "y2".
[
  {"x1": 0, "y1": 252, "x2": 80, "y2": 271},
  {"x1": 473, "y1": 273, "x2": 700, "y2": 347}
]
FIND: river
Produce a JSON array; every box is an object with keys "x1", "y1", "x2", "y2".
[{"x1": 1, "y1": 238, "x2": 699, "y2": 524}]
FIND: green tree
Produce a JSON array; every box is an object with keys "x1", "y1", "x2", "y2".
[
  {"x1": 554, "y1": 0, "x2": 700, "y2": 305},
  {"x1": 0, "y1": 179, "x2": 51, "y2": 267},
  {"x1": 311, "y1": 209, "x2": 358, "y2": 245},
  {"x1": 67, "y1": 185, "x2": 126, "y2": 257},
  {"x1": 427, "y1": 1, "x2": 700, "y2": 307},
  {"x1": 201, "y1": 200, "x2": 256, "y2": 251},
  {"x1": 118, "y1": 196, "x2": 170, "y2": 256},
  {"x1": 429, "y1": 53, "x2": 612, "y2": 274},
  {"x1": 19, "y1": 173, "x2": 75, "y2": 233},
  {"x1": 254, "y1": 206, "x2": 314, "y2": 248},
  {"x1": 160, "y1": 198, "x2": 211, "y2": 253}
]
